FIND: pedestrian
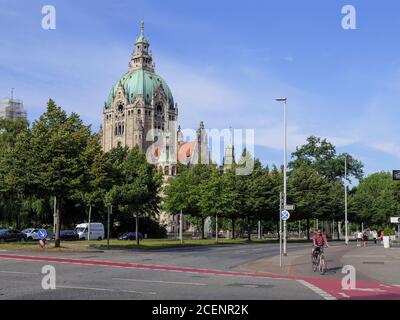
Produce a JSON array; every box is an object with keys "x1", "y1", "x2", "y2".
[
  {"x1": 362, "y1": 231, "x2": 368, "y2": 247},
  {"x1": 371, "y1": 230, "x2": 377, "y2": 244},
  {"x1": 356, "y1": 230, "x2": 363, "y2": 247}
]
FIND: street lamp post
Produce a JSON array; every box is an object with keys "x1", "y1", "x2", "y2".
[
  {"x1": 345, "y1": 156, "x2": 349, "y2": 245},
  {"x1": 276, "y1": 97, "x2": 288, "y2": 256}
]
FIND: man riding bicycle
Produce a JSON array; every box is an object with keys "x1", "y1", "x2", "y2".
[{"x1": 312, "y1": 229, "x2": 329, "y2": 256}]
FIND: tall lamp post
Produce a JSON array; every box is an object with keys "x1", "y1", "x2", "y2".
[
  {"x1": 344, "y1": 156, "x2": 349, "y2": 245},
  {"x1": 276, "y1": 97, "x2": 288, "y2": 256}
]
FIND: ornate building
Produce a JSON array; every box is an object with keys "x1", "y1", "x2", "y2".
[{"x1": 102, "y1": 21, "x2": 210, "y2": 175}]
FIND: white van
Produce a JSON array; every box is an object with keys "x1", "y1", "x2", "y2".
[{"x1": 75, "y1": 223, "x2": 105, "y2": 240}]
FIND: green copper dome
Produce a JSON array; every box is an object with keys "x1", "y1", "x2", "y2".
[{"x1": 106, "y1": 69, "x2": 174, "y2": 109}]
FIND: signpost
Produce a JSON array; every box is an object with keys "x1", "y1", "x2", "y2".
[
  {"x1": 390, "y1": 217, "x2": 400, "y2": 224},
  {"x1": 281, "y1": 210, "x2": 290, "y2": 256},
  {"x1": 284, "y1": 204, "x2": 295, "y2": 211},
  {"x1": 391, "y1": 217, "x2": 400, "y2": 237},
  {"x1": 393, "y1": 170, "x2": 400, "y2": 180},
  {"x1": 37, "y1": 229, "x2": 47, "y2": 249},
  {"x1": 37, "y1": 229, "x2": 47, "y2": 239},
  {"x1": 281, "y1": 210, "x2": 290, "y2": 221}
]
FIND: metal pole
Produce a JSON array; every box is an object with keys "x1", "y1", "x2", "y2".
[
  {"x1": 299, "y1": 221, "x2": 301, "y2": 238},
  {"x1": 279, "y1": 192, "x2": 282, "y2": 267},
  {"x1": 53, "y1": 196, "x2": 57, "y2": 235},
  {"x1": 258, "y1": 221, "x2": 261, "y2": 240},
  {"x1": 215, "y1": 214, "x2": 218, "y2": 242},
  {"x1": 345, "y1": 157, "x2": 349, "y2": 245},
  {"x1": 283, "y1": 99, "x2": 287, "y2": 256},
  {"x1": 88, "y1": 205, "x2": 92, "y2": 241},
  {"x1": 180, "y1": 209, "x2": 183, "y2": 244},
  {"x1": 107, "y1": 205, "x2": 111, "y2": 250}
]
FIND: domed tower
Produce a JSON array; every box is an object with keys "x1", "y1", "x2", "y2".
[{"x1": 102, "y1": 21, "x2": 178, "y2": 153}]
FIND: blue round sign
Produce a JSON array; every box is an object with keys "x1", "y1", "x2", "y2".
[
  {"x1": 37, "y1": 229, "x2": 47, "y2": 240},
  {"x1": 281, "y1": 210, "x2": 290, "y2": 221}
]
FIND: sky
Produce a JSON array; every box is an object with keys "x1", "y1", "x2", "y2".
[{"x1": 1, "y1": 0, "x2": 400, "y2": 177}]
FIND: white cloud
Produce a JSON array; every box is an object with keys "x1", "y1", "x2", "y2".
[{"x1": 368, "y1": 142, "x2": 400, "y2": 159}]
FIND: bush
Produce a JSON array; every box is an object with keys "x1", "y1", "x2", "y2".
[{"x1": 383, "y1": 227, "x2": 395, "y2": 236}]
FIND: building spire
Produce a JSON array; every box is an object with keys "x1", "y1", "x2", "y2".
[{"x1": 140, "y1": 20, "x2": 145, "y2": 37}]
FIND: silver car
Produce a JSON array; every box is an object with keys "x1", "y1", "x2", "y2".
[{"x1": 21, "y1": 228, "x2": 41, "y2": 241}]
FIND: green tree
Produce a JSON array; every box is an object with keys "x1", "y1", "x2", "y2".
[
  {"x1": 288, "y1": 165, "x2": 335, "y2": 239},
  {"x1": 290, "y1": 136, "x2": 363, "y2": 181},
  {"x1": 27, "y1": 99, "x2": 92, "y2": 247},
  {"x1": 349, "y1": 172, "x2": 399, "y2": 228},
  {"x1": 163, "y1": 164, "x2": 213, "y2": 239},
  {"x1": 105, "y1": 146, "x2": 162, "y2": 245}
]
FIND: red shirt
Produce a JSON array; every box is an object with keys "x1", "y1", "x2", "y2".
[{"x1": 313, "y1": 233, "x2": 327, "y2": 246}]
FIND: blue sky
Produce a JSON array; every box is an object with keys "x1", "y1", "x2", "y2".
[{"x1": 1, "y1": 0, "x2": 400, "y2": 177}]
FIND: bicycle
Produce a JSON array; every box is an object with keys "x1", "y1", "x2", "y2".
[{"x1": 312, "y1": 246, "x2": 327, "y2": 275}]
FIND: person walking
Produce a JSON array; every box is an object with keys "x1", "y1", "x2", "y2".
[
  {"x1": 371, "y1": 230, "x2": 377, "y2": 245},
  {"x1": 362, "y1": 231, "x2": 368, "y2": 247},
  {"x1": 356, "y1": 231, "x2": 363, "y2": 247}
]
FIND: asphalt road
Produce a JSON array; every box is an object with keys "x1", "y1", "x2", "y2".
[{"x1": 0, "y1": 242, "x2": 398, "y2": 300}]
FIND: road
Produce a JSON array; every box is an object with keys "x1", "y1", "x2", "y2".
[{"x1": 0, "y1": 242, "x2": 399, "y2": 300}]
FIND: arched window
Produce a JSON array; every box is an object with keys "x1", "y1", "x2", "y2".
[
  {"x1": 115, "y1": 126, "x2": 117, "y2": 136},
  {"x1": 117, "y1": 103, "x2": 124, "y2": 113},
  {"x1": 164, "y1": 166, "x2": 169, "y2": 176},
  {"x1": 157, "y1": 105, "x2": 162, "y2": 114},
  {"x1": 138, "y1": 109, "x2": 141, "y2": 115},
  {"x1": 118, "y1": 125, "x2": 121, "y2": 135}
]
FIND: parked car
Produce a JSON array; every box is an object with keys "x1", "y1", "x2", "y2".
[
  {"x1": 51, "y1": 230, "x2": 79, "y2": 241},
  {"x1": 21, "y1": 228, "x2": 41, "y2": 241},
  {"x1": 0, "y1": 229, "x2": 27, "y2": 242},
  {"x1": 118, "y1": 232, "x2": 143, "y2": 240},
  {"x1": 74, "y1": 223, "x2": 105, "y2": 240}
]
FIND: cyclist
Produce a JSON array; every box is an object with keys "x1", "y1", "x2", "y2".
[{"x1": 312, "y1": 229, "x2": 329, "y2": 257}]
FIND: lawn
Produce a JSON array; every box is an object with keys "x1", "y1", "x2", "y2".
[
  {"x1": 0, "y1": 237, "x2": 313, "y2": 251},
  {"x1": 0, "y1": 241, "x2": 96, "y2": 252}
]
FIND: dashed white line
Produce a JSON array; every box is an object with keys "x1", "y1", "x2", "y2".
[
  {"x1": 0, "y1": 270, "x2": 38, "y2": 275},
  {"x1": 57, "y1": 285, "x2": 156, "y2": 295},
  {"x1": 297, "y1": 279, "x2": 337, "y2": 300},
  {"x1": 112, "y1": 278, "x2": 207, "y2": 286}
]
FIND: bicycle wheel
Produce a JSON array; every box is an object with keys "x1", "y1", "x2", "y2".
[
  {"x1": 312, "y1": 255, "x2": 318, "y2": 272},
  {"x1": 319, "y1": 254, "x2": 326, "y2": 275}
]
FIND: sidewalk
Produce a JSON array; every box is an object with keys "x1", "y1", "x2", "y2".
[
  {"x1": 341, "y1": 244, "x2": 400, "y2": 285},
  {"x1": 235, "y1": 242, "x2": 400, "y2": 282},
  {"x1": 234, "y1": 243, "x2": 400, "y2": 300}
]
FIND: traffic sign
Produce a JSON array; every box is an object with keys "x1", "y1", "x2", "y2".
[
  {"x1": 284, "y1": 204, "x2": 295, "y2": 211},
  {"x1": 390, "y1": 217, "x2": 400, "y2": 224},
  {"x1": 281, "y1": 210, "x2": 290, "y2": 221},
  {"x1": 37, "y1": 229, "x2": 47, "y2": 240}
]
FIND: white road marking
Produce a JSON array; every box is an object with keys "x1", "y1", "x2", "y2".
[
  {"x1": 112, "y1": 277, "x2": 207, "y2": 286},
  {"x1": 57, "y1": 285, "x2": 156, "y2": 295},
  {"x1": 296, "y1": 279, "x2": 337, "y2": 300},
  {"x1": 0, "y1": 270, "x2": 38, "y2": 275},
  {"x1": 338, "y1": 292, "x2": 351, "y2": 298},
  {"x1": 346, "y1": 288, "x2": 385, "y2": 292}
]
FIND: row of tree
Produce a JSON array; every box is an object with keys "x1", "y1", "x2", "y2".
[
  {"x1": 164, "y1": 136, "x2": 397, "y2": 239},
  {"x1": 0, "y1": 100, "x2": 162, "y2": 247},
  {"x1": 0, "y1": 99, "x2": 398, "y2": 245}
]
